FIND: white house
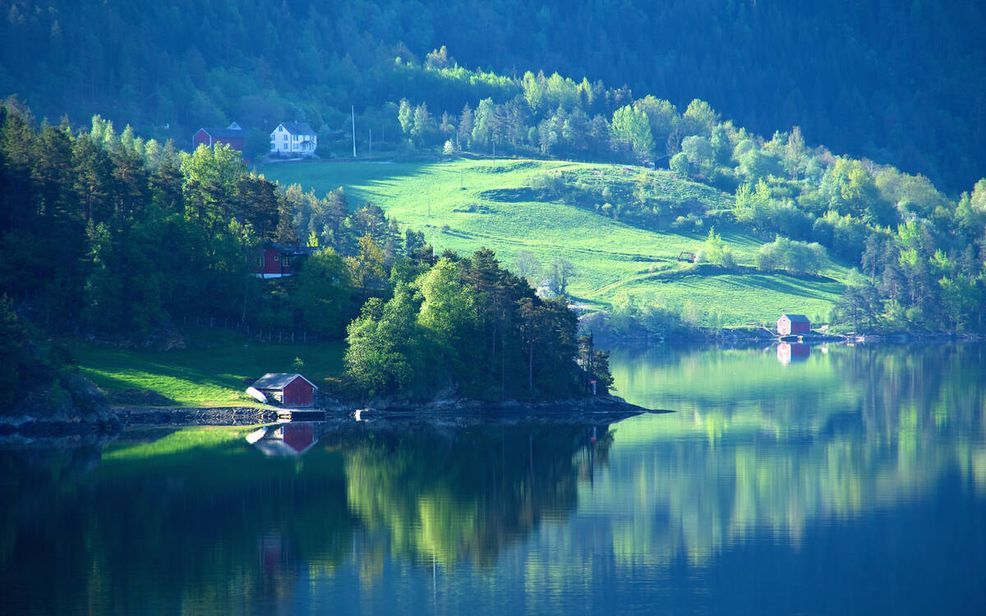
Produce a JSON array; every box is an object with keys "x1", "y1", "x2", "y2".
[{"x1": 270, "y1": 122, "x2": 318, "y2": 156}]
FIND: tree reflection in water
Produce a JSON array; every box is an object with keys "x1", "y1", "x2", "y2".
[
  {"x1": 0, "y1": 420, "x2": 611, "y2": 614},
  {"x1": 1, "y1": 344, "x2": 984, "y2": 614}
]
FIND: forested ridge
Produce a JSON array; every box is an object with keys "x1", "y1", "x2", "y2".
[
  {"x1": 1, "y1": 0, "x2": 984, "y2": 192},
  {"x1": 0, "y1": 102, "x2": 610, "y2": 403}
]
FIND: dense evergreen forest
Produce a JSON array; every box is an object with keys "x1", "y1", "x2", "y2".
[
  {"x1": 0, "y1": 101, "x2": 609, "y2": 402},
  {"x1": 1, "y1": 0, "x2": 984, "y2": 192}
]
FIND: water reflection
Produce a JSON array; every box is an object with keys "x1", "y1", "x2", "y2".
[
  {"x1": 776, "y1": 341, "x2": 810, "y2": 364},
  {"x1": 1, "y1": 344, "x2": 984, "y2": 614},
  {"x1": 0, "y1": 421, "x2": 610, "y2": 613},
  {"x1": 248, "y1": 422, "x2": 320, "y2": 456},
  {"x1": 605, "y1": 343, "x2": 986, "y2": 565}
]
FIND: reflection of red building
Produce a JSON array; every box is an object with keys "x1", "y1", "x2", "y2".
[
  {"x1": 777, "y1": 342, "x2": 811, "y2": 365},
  {"x1": 252, "y1": 422, "x2": 319, "y2": 457}
]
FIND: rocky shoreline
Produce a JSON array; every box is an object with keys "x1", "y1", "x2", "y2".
[{"x1": 0, "y1": 394, "x2": 663, "y2": 438}]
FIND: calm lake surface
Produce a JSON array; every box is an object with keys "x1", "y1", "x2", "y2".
[{"x1": 2, "y1": 344, "x2": 985, "y2": 615}]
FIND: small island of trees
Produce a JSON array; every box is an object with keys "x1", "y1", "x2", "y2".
[{"x1": 345, "y1": 249, "x2": 611, "y2": 401}]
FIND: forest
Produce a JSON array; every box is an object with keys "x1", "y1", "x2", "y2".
[
  {"x1": 1, "y1": 0, "x2": 984, "y2": 193},
  {"x1": 0, "y1": 101, "x2": 609, "y2": 403}
]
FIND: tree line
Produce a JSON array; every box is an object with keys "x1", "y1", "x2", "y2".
[
  {"x1": 345, "y1": 250, "x2": 611, "y2": 401},
  {"x1": 0, "y1": 100, "x2": 609, "y2": 401}
]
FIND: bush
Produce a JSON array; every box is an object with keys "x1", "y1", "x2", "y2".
[
  {"x1": 701, "y1": 227, "x2": 735, "y2": 267},
  {"x1": 757, "y1": 236, "x2": 828, "y2": 275}
]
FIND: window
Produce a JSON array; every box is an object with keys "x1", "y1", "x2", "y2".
[{"x1": 256, "y1": 255, "x2": 264, "y2": 267}]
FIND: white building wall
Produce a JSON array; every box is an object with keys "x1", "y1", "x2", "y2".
[{"x1": 269, "y1": 124, "x2": 317, "y2": 156}]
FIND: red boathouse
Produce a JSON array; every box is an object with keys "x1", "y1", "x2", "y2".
[
  {"x1": 777, "y1": 314, "x2": 811, "y2": 336},
  {"x1": 251, "y1": 373, "x2": 317, "y2": 407}
]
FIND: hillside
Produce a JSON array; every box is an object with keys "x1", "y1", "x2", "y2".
[
  {"x1": 259, "y1": 158, "x2": 848, "y2": 326},
  {"x1": 2, "y1": 1, "x2": 983, "y2": 192}
]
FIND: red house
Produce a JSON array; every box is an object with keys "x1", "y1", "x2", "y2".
[
  {"x1": 192, "y1": 122, "x2": 246, "y2": 151},
  {"x1": 254, "y1": 243, "x2": 308, "y2": 279},
  {"x1": 251, "y1": 373, "x2": 317, "y2": 407},
  {"x1": 777, "y1": 314, "x2": 811, "y2": 336}
]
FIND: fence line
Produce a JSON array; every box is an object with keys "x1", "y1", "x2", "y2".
[{"x1": 182, "y1": 313, "x2": 328, "y2": 345}]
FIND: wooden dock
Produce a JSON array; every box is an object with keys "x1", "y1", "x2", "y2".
[{"x1": 276, "y1": 408, "x2": 328, "y2": 421}]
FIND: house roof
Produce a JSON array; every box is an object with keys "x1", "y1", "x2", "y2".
[
  {"x1": 251, "y1": 373, "x2": 317, "y2": 390},
  {"x1": 275, "y1": 121, "x2": 316, "y2": 136},
  {"x1": 264, "y1": 241, "x2": 313, "y2": 256},
  {"x1": 781, "y1": 314, "x2": 811, "y2": 322},
  {"x1": 198, "y1": 126, "x2": 245, "y2": 140}
]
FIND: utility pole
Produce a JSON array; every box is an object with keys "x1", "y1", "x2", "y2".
[
  {"x1": 351, "y1": 105, "x2": 356, "y2": 158},
  {"x1": 369, "y1": 128, "x2": 372, "y2": 158}
]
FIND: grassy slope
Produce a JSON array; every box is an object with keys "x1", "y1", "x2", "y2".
[
  {"x1": 71, "y1": 329, "x2": 344, "y2": 407},
  {"x1": 259, "y1": 158, "x2": 847, "y2": 325}
]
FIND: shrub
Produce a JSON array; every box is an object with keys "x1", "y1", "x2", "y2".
[{"x1": 757, "y1": 236, "x2": 828, "y2": 275}]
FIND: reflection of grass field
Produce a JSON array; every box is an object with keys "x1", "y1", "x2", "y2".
[
  {"x1": 260, "y1": 158, "x2": 848, "y2": 325},
  {"x1": 104, "y1": 426, "x2": 252, "y2": 460},
  {"x1": 71, "y1": 329, "x2": 344, "y2": 407},
  {"x1": 608, "y1": 345, "x2": 862, "y2": 445}
]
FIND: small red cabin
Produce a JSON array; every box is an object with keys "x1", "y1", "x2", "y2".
[
  {"x1": 192, "y1": 122, "x2": 246, "y2": 151},
  {"x1": 254, "y1": 243, "x2": 307, "y2": 279},
  {"x1": 777, "y1": 314, "x2": 811, "y2": 336},
  {"x1": 251, "y1": 373, "x2": 317, "y2": 407}
]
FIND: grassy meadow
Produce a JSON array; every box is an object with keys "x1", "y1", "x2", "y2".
[
  {"x1": 70, "y1": 328, "x2": 344, "y2": 407},
  {"x1": 259, "y1": 157, "x2": 848, "y2": 326}
]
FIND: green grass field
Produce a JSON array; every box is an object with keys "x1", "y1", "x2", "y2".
[
  {"x1": 71, "y1": 328, "x2": 344, "y2": 407},
  {"x1": 259, "y1": 157, "x2": 847, "y2": 325}
]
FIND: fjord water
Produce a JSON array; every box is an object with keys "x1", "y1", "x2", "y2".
[{"x1": 2, "y1": 345, "x2": 985, "y2": 615}]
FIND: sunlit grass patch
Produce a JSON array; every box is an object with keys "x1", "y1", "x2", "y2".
[
  {"x1": 71, "y1": 331, "x2": 344, "y2": 407},
  {"x1": 259, "y1": 158, "x2": 849, "y2": 326}
]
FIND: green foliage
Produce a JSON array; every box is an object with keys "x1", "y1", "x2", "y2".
[
  {"x1": 344, "y1": 249, "x2": 594, "y2": 401},
  {"x1": 0, "y1": 297, "x2": 30, "y2": 406},
  {"x1": 610, "y1": 105, "x2": 654, "y2": 161},
  {"x1": 294, "y1": 248, "x2": 353, "y2": 336},
  {"x1": 345, "y1": 284, "x2": 426, "y2": 398},
  {"x1": 756, "y1": 236, "x2": 828, "y2": 275},
  {"x1": 701, "y1": 227, "x2": 735, "y2": 268}
]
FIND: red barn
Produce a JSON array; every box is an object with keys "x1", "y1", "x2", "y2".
[
  {"x1": 192, "y1": 122, "x2": 246, "y2": 151},
  {"x1": 777, "y1": 314, "x2": 811, "y2": 336},
  {"x1": 251, "y1": 373, "x2": 317, "y2": 407},
  {"x1": 254, "y1": 243, "x2": 308, "y2": 279}
]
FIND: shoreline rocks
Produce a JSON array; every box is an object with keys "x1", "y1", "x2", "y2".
[{"x1": 1, "y1": 393, "x2": 662, "y2": 437}]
